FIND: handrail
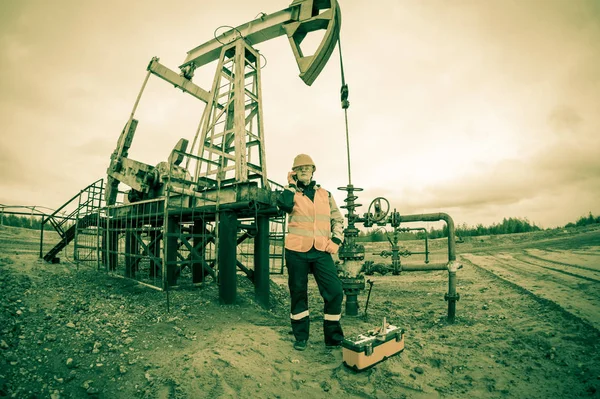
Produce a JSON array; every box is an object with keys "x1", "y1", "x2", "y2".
[
  {"x1": 40, "y1": 178, "x2": 105, "y2": 260},
  {"x1": 46, "y1": 178, "x2": 104, "y2": 220}
]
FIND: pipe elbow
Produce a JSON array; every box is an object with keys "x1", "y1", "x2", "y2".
[{"x1": 438, "y1": 212, "x2": 455, "y2": 227}]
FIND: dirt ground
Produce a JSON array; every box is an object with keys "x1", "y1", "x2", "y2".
[{"x1": 0, "y1": 224, "x2": 599, "y2": 398}]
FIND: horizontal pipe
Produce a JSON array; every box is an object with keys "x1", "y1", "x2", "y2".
[{"x1": 401, "y1": 263, "x2": 447, "y2": 272}]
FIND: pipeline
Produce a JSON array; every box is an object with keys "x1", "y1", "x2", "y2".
[
  {"x1": 397, "y1": 212, "x2": 460, "y2": 323},
  {"x1": 401, "y1": 263, "x2": 447, "y2": 271}
]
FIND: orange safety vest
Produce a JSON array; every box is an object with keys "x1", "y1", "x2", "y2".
[{"x1": 285, "y1": 188, "x2": 331, "y2": 252}]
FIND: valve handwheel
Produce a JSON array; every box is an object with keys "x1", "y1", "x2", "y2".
[{"x1": 368, "y1": 197, "x2": 390, "y2": 222}]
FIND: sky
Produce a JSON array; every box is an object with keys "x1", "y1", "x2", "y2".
[{"x1": 1, "y1": 0, "x2": 599, "y2": 229}]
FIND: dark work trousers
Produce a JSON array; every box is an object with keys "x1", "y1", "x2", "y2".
[{"x1": 286, "y1": 247, "x2": 344, "y2": 344}]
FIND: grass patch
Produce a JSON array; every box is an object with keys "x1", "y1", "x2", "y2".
[{"x1": 0, "y1": 257, "x2": 15, "y2": 266}]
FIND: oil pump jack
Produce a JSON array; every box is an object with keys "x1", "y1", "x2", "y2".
[
  {"x1": 42, "y1": 0, "x2": 460, "y2": 322},
  {"x1": 100, "y1": 0, "x2": 343, "y2": 308}
]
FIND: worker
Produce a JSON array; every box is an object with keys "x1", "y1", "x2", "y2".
[{"x1": 277, "y1": 154, "x2": 345, "y2": 351}]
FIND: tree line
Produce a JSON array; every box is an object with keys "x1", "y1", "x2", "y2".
[
  {"x1": 564, "y1": 212, "x2": 600, "y2": 229},
  {"x1": 358, "y1": 213, "x2": 600, "y2": 242},
  {"x1": 0, "y1": 214, "x2": 44, "y2": 229},
  {"x1": 2, "y1": 210, "x2": 599, "y2": 237}
]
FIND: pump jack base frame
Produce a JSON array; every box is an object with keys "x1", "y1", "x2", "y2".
[{"x1": 342, "y1": 327, "x2": 405, "y2": 371}]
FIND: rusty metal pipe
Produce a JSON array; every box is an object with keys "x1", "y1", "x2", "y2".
[
  {"x1": 447, "y1": 269, "x2": 458, "y2": 321},
  {"x1": 397, "y1": 212, "x2": 459, "y2": 323},
  {"x1": 401, "y1": 263, "x2": 447, "y2": 272}
]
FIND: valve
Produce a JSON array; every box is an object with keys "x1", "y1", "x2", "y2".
[
  {"x1": 399, "y1": 250, "x2": 411, "y2": 258},
  {"x1": 373, "y1": 250, "x2": 391, "y2": 258},
  {"x1": 390, "y1": 210, "x2": 401, "y2": 228},
  {"x1": 367, "y1": 197, "x2": 390, "y2": 223}
]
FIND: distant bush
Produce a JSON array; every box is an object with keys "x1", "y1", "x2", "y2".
[
  {"x1": 355, "y1": 228, "x2": 420, "y2": 242},
  {"x1": 564, "y1": 212, "x2": 600, "y2": 229},
  {"x1": 356, "y1": 229, "x2": 385, "y2": 242}
]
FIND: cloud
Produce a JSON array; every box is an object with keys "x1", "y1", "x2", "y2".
[
  {"x1": 71, "y1": 137, "x2": 115, "y2": 159},
  {"x1": 371, "y1": 134, "x2": 600, "y2": 227},
  {"x1": 548, "y1": 106, "x2": 583, "y2": 135},
  {"x1": 0, "y1": 142, "x2": 24, "y2": 185},
  {"x1": 1, "y1": 0, "x2": 600, "y2": 229}
]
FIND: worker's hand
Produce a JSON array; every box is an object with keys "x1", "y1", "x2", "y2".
[
  {"x1": 324, "y1": 240, "x2": 339, "y2": 255},
  {"x1": 287, "y1": 171, "x2": 297, "y2": 185}
]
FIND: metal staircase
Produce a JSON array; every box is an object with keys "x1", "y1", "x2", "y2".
[{"x1": 40, "y1": 179, "x2": 104, "y2": 263}]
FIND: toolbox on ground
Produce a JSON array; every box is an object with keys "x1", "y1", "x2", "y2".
[{"x1": 342, "y1": 318, "x2": 405, "y2": 371}]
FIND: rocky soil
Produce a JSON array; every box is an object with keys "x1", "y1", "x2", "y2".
[{"x1": 0, "y1": 224, "x2": 599, "y2": 398}]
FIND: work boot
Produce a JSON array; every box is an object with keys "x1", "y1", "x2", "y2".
[
  {"x1": 324, "y1": 320, "x2": 344, "y2": 347},
  {"x1": 325, "y1": 341, "x2": 342, "y2": 349},
  {"x1": 293, "y1": 340, "x2": 307, "y2": 351}
]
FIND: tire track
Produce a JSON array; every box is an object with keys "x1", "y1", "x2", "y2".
[
  {"x1": 572, "y1": 252, "x2": 600, "y2": 258},
  {"x1": 514, "y1": 254, "x2": 600, "y2": 284},
  {"x1": 521, "y1": 251, "x2": 599, "y2": 273},
  {"x1": 478, "y1": 252, "x2": 596, "y2": 291},
  {"x1": 460, "y1": 255, "x2": 600, "y2": 333},
  {"x1": 467, "y1": 252, "x2": 600, "y2": 325}
]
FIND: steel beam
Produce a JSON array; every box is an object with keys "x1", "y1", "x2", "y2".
[
  {"x1": 182, "y1": 8, "x2": 295, "y2": 69},
  {"x1": 192, "y1": 220, "x2": 206, "y2": 283},
  {"x1": 147, "y1": 57, "x2": 211, "y2": 103},
  {"x1": 254, "y1": 215, "x2": 270, "y2": 308},
  {"x1": 218, "y1": 210, "x2": 238, "y2": 304}
]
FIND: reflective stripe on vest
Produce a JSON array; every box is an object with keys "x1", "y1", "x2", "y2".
[{"x1": 285, "y1": 188, "x2": 331, "y2": 252}]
